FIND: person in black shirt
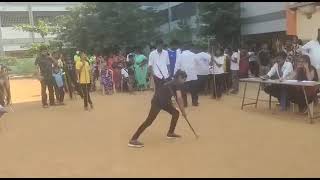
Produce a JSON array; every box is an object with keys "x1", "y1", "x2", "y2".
[
  {"x1": 258, "y1": 43, "x2": 272, "y2": 76},
  {"x1": 128, "y1": 70, "x2": 188, "y2": 148},
  {"x1": 62, "y1": 52, "x2": 83, "y2": 99},
  {"x1": 35, "y1": 46, "x2": 56, "y2": 108}
]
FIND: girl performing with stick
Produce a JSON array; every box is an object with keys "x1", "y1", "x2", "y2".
[{"x1": 76, "y1": 52, "x2": 94, "y2": 111}]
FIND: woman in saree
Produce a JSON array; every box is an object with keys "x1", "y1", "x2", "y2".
[{"x1": 134, "y1": 48, "x2": 148, "y2": 91}]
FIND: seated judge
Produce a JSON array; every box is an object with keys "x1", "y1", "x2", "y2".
[
  {"x1": 286, "y1": 55, "x2": 319, "y2": 113},
  {"x1": 262, "y1": 51, "x2": 293, "y2": 111}
]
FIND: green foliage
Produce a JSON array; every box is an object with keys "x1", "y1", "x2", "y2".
[
  {"x1": 14, "y1": 20, "x2": 53, "y2": 41},
  {"x1": 9, "y1": 58, "x2": 37, "y2": 75},
  {"x1": 168, "y1": 18, "x2": 193, "y2": 43},
  {"x1": 199, "y1": 2, "x2": 240, "y2": 48},
  {"x1": 55, "y1": 2, "x2": 162, "y2": 53},
  {"x1": 0, "y1": 56, "x2": 18, "y2": 66}
]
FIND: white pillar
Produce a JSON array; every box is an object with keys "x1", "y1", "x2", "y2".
[
  {"x1": 0, "y1": 15, "x2": 4, "y2": 56},
  {"x1": 28, "y1": 3, "x2": 35, "y2": 43},
  {"x1": 168, "y1": 2, "x2": 172, "y2": 34}
]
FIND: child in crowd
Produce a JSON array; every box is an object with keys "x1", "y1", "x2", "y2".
[
  {"x1": 100, "y1": 62, "x2": 114, "y2": 95},
  {"x1": 52, "y1": 66, "x2": 65, "y2": 105},
  {"x1": 121, "y1": 61, "x2": 135, "y2": 93}
]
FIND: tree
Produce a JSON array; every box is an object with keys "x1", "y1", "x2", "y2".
[
  {"x1": 199, "y1": 2, "x2": 240, "y2": 48},
  {"x1": 168, "y1": 18, "x2": 193, "y2": 43},
  {"x1": 14, "y1": 19, "x2": 61, "y2": 56},
  {"x1": 14, "y1": 19, "x2": 54, "y2": 42},
  {"x1": 55, "y1": 2, "x2": 162, "y2": 54}
]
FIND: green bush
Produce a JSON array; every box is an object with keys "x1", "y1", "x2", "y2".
[
  {"x1": 0, "y1": 56, "x2": 18, "y2": 66},
  {"x1": 9, "y1": 58, "x2": 37, "y2": 75}
]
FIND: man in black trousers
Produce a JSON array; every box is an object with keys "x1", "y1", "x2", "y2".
[{"x1": 35, "y1": 46, "x2": 56, "y2": 108}]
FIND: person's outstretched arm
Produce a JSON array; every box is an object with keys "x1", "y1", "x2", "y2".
[{"x1": 176, "y1": 90, "x2": 187, "y2": 118}]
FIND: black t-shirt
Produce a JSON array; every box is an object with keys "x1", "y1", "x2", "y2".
[
  {"x1": 258, "y1": 51, "x2": 271, "y2": 66},
  {"x1": 35, "y1": 55, "x2": 54, "y2": 80},
  {"x1": 152, "y1": 80, "x2": 183, "y2": 107}
]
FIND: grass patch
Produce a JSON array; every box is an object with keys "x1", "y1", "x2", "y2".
[{"x1": 9, "y1": 57, "x2": 37, "y2": 76}]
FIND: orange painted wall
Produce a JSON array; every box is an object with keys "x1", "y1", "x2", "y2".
[{"x1": 286, "y1": 9, "x2": 297, "y2": 35}]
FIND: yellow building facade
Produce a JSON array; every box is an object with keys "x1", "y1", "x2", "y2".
[{"x1": 288, "y1": 2, "x2": 320, "y2": 41}]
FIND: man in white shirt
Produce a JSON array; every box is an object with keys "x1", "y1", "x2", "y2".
[
  {"x1": 262, "y1": 51, "x2": 293, "y2": 111},
  {"x1": 194, "y1": 47, "x2": 211, "y2": 95},
  {"x1": 230, "y1": 49, "x2": 240, "y2": 94},
  {"x1": 175, "y1": 43, "x2": 199, "y2": 107},
  {"x1": 211, "y1": 47, "x2": 225, "y2": 99},
  {"x1": 301, "y1": 29, "x2": 320, "y2": 72},
  {"x1": 148, "y1": 39, "x2": 170, "y2": 91}
]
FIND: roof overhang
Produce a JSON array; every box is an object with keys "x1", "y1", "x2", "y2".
[{"x1": 288, "y1": 2, "x2": 320, "y2": 10}]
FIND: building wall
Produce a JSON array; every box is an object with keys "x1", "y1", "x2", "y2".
[
  {"x1": 296, "y1": 8, "x2": 320, "y2": 41},
  {"x1": 0, "y1": 2, "x2": 80, "y2": 54},
  {"x1": 241, "y1": 2, "x2": 287, "y2": 35}
]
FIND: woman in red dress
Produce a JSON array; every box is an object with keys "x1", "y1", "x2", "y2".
[{"x1": 239, "y1": 47, "x2": 250, "y2": 78}]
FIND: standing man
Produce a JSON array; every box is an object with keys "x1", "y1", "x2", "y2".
[
  {"x1": 301, "y1": 29, "x2": 320, "y2": 75},
  {"x1": 167, "y1": 39, "x2": 181, "y2": 78},
  {"x1": 35, "y1": 46, "x2": 56, "y2": 108},
  {"x1": 258, "y1": 43, "x2": 272, "y2": 76},
  {"x1": 148, "y1": 39, "x2": 171, "y2": 91},
  {"x1": 0, "y1": 65, "x2": 11, "y2": 106},
  {"x1": 175, "y1": 43, "x2": 199, "y2": 107},
  {"x1": 63, "y1": 51, "x2": 83, "y2": 99},
  {"x1": 194, "y1": 47, "x2": 211, "y2": 95},
  {"x1": 230, "y1": 48, "x2": 240, "y2": 94}
]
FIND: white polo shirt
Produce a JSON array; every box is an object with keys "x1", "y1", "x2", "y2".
[
  {"x1": 195, "y1": 52, "x2": 211, "y2": 75},
  {"x1": 175, "y1": 50, "x2": 198, "y2": 82},
  {"x1": 148, "y1": 49, "x2": 170, "y2": 79},
  {"x1": 301, "y1": 40, "x2": 320, "y2": 69},
  {"x1": 212, "y1": 56, "x2": 225, "y2": 75},
  {"x1": 230, "y1": 51, "x2": 240, "y2": 71}
]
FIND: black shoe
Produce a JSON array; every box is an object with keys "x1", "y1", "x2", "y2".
[
  {"x1": 128, "y1": 140, "x2": 144, "y2": 148},
  {"x1": 167, "y1": 133, "x2": 182, "y2": 139}
]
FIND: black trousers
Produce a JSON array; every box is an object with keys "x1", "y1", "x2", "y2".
[
  {"x1": 40, "y1": 78, "x2": 55, "y2": 105},
  {"x1": 197, "y1": 75, "x2": 208, "y2": 94},
  {"x1": 66, "y1": 69, "x2": 83, "y2": 98},
  {"x1": 54, "y1": 86, "x2": 65, "y2": 103},
  {"x1": 131, "y1": 100, "x2": 180, "y2": 140},
  {"x1": 212, "y1": 74, "x2": 224, "y2": 98},
  {"x1": 182, "y1": 80, "x2": 199, "y2": 106},
  {"x1": 80, "y1": 83, "x2": 92, "y2": 107}
]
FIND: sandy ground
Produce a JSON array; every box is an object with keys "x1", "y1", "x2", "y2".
[{"x1": 1, "y1": 79, "x2": 320, "y2": 177}]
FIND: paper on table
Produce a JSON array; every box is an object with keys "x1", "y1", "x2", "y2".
[
  {"x1": 284, "y1": 80, "x2": 298, "y2": 82},
  {"x1": 302, "y1": 80, "x2": 316, "y2": 83}
]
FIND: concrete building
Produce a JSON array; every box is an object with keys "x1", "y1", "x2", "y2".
[
  {"x1": 0, "y1": 2, "x2": 80, "y2": 56},
  {"x1": 240, "y1": 2, "x2": 288, "y2": 45},
  {"x1": 287, "y1": 2, "x2": 320, "y2": 42},
  {"x1": 140, "y1": 2, "x2": 199, "y2": 41}
]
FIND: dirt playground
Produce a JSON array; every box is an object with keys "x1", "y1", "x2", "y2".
[{"x1": 1, "y1": 79, "x2": 320, "y2": 177}]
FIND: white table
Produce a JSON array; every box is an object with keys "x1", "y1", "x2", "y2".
[{"x1": 240, "y1": 78, "x2": 320, "y2": 124}]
